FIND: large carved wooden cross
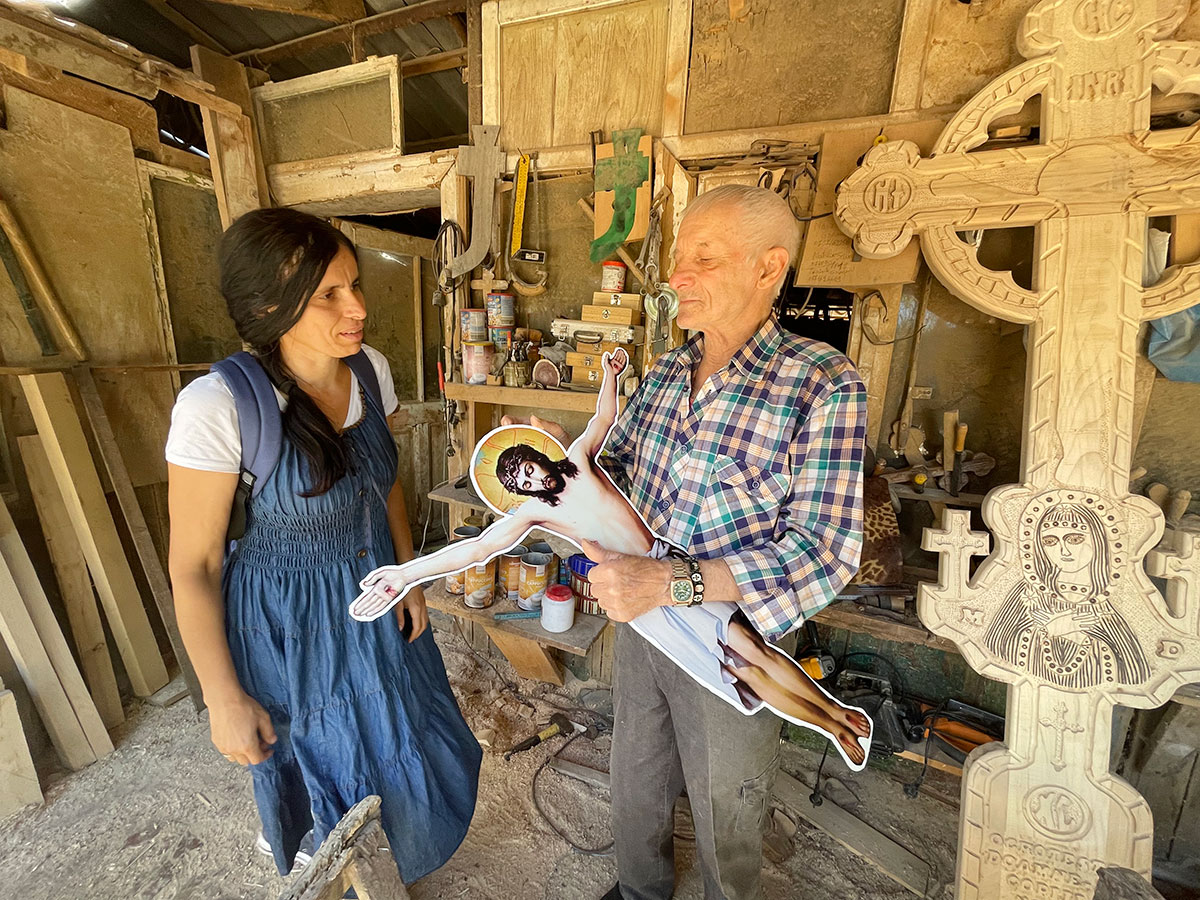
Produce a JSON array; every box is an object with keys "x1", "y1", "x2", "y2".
[{"x1": 835, "y1": 1, "x2": 1200, "y2": 897}]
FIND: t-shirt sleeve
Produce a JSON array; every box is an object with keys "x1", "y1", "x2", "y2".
[
  {"x1": 163, "y1": 374, "x2": 242, "y2": 474},
  {"x1": 362, "y1": 344, "x2": 399, "y2": 416}
]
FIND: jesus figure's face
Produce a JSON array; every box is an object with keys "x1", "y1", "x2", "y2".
[{"x1": 515, "y1": 459, "x2": 562, "y2": 495}]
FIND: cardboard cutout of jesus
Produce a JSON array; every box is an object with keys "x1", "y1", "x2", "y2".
[{"x1": 350, "y1": 349, "x2": 873, "y2": 770}]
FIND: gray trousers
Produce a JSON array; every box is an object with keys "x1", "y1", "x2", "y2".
[{"x1": 610, "y1": 622, "x2": 792, "y2": 900}]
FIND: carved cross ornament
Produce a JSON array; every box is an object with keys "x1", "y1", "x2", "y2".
[{"x1": 834, "y1": 1, "x2": 1200, "y2": 897}]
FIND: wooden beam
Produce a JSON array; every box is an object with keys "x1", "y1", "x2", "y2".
[
  {"x1": 264, "y1": 148, "x2": 453, "y2": 216},
  {"x1": 0, "y1": 685, "x2": 42, "y2": 816},
  {"x1": 775, "y1": 770, "x2": 933, "y2": 896},
  {"x1": 402, "y1": 47, "x2": 467, "y2": 78},
  {"x1": 889, "y1": 0, "x2": 936, "y2": 113},
  {"x1": 0, "y1": 498, "x2": 112, "y2": 760},
  {"x1": 190, "y1": 46, "x2": 269, "y2": 228},
  {"x1": 0, "y1": 515, "x2": 97, "y2": 770},
  {"x1": 235, "y1": 0, "x2": 468, "y2": 66},
  {"x1": 466, "y1": 0, "x2": 482, "y2": 129},
  {"x1": 483, "y1": 626, "x2": 564, "y2": 684},
  {"x1": 0, "y1": 8, "x2": 157, "y2": 99},
  {"x1": 73, "y1": 370, "x2": 204, "y2": 711},
  {"x1": 200, "y1": 0, "x2": 366, "y2": 22},
  {"x1": 661, "y1": 0, "x2": 692, "y2": 137},
  {"x1": 139, "y1": 0, "x2": 232, "y2": 55},
  {"x1": 19, "y1": 373, "x2": 169, "y2": 698},
  {"x1": 19, "y1": 436, "x2": 123, "y2": 730}
]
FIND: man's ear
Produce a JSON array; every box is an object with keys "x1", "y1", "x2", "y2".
[{"x1": 758, "y1": 246, "x2": 790, "y2": 291}]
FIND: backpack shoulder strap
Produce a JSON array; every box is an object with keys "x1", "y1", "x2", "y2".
[
  {"x1": 344, "y1": 349, "x2": 386, "y2": 419},
  {"x1": 210, "y1": 351, "x2": 283, "y2": 497}
]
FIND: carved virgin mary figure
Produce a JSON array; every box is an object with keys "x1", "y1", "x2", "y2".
[{"x1": 984, "y1": 497, "x2": 1150, "y2": 689}]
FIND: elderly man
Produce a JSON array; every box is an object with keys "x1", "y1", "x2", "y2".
[{"x1": 588, "y1": 184, "x2": 866, "y2": 900}]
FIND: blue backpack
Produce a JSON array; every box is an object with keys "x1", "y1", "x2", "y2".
[{"x1": 211, "y1": 349, "x2": 383, "y2": 542}]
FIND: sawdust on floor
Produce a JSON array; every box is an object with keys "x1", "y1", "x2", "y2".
[{"x1": 0, "y1": 624, "x2": 959, "y2": 899}]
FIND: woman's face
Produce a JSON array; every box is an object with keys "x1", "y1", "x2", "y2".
[
  {"x1": 279, "y1": 245, "x2": 366, "y2": 360},
  {"x1": 1040, "y1": 523, "x2": 1094, "y2": 574}
]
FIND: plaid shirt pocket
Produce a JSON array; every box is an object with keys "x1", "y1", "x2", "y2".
[{"x1": 697, "y1": 456, "x2": 789, "y2": 549}]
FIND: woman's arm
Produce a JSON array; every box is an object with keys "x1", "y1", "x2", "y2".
[
  {"x1": 383, "y1": 435, "x2": 428, "y2": 642},
  {"x1": 571, "y1": 348, "x2": 628, "y2": 460},
  {"x1": 167, "y1": 463, "x2": 277, "y2": 766}
]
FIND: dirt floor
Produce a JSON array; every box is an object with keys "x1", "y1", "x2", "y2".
[{"x1": 0, "y1": 622, "x2": 961, "y2": 899}]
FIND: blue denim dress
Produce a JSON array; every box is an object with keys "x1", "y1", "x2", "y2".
[{"x1": 222, "y1": 385, "x2": 481, "y2": 881}]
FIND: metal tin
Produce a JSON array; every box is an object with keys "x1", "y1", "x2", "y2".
[
  {"x1": 486, "y1": 292, "x2": 515, "y2": 327},
  {"x1": 460, "y1": 308, "x2": 488, "y2": 342},
  {"x1": 568, "y1": 553, "x2": 602, "y2": 616},
  {"x1": 463, "y1": 559, "x2": 496, "y2": 609},
  {"x1": 489, "y1": 325, "x2": 515, "y2": 351},
  {"x1": 518, "y1": 551, "x2": 553, "y2": 610},
  {"x1": 444, "y1": 525, "x2": 481, "y2": 594},
  {"x1": 498, "y1": 544, "x2": 528, "y2": 599},
  {"x1": 462, "y1": 340, "x2": 494, "y2": 385}
]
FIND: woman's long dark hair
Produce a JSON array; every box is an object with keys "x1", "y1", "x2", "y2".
[{"x1": 218, "y1": 207, "x2": 357, "y2": 497}]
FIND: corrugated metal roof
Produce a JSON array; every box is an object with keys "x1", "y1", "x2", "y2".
[{"x1": 38, "y1": 0, "x2": 466, "y2": 144}]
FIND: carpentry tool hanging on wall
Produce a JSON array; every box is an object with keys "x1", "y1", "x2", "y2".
[
  {"x1": 505, "y1": 152, "x2": 547, "y2": 296},
  {"x1": 445, "y1": 126, "x2": 505, "y2": 282},
  {"x1": 637, "y1": 191, "x2": 679, "y2": 357}
]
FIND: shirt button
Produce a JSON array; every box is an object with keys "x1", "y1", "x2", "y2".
[
  {"x1": 658, "y1": 499, "x2": 670, "y2": 510},
  {"x1": 357, "y1": 549, "x2": 368, "y2": 559},
  {"x1": 749, "y1": 479, "x2": 760, "y2": 490}
]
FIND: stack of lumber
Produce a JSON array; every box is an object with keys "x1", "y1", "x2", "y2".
[{"x1": 0, "y1": 368, "x2": 204, "y2": 814}]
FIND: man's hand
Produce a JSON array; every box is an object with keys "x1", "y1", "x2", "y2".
[
  {"x1": 501, "y1": 414, "x2": 569, "y2": 445},
  {"x1": 581, "y1": 540, "x2": 672, "y2": 622}
]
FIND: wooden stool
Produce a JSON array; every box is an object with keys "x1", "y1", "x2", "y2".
[{"x1": 278, "y1": 796, "x2": 408, "y2": 900}]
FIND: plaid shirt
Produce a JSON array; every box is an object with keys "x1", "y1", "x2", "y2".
[{"x1": 601, "y1": 315, "x2": 865, "y2": 641}]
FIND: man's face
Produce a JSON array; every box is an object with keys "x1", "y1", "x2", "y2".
[
  {"x1": 515, "y1": 459, "x2": 561, "y2": 495},
  {"x1": 668, "y1": 205, "x2": 770, "y2": 334}
]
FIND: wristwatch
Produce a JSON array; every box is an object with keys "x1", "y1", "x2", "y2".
[{"x1": 668, "y1": 555, "x2": 704, "y2": 606}]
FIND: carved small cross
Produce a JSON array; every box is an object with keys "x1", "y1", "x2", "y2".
[
  {"x1": 835, "y1": 1, "x2": 1200, "y2": 896},
  {"x1": 1039, "y1": 701, "x2": 1085, "y2": 771}
]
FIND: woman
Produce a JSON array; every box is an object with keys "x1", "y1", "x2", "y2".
[{"x1": 166, "y1": 208, "x2": 480, "y2": 882}]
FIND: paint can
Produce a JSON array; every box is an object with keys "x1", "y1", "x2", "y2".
[
  {"x1": 486, "y1": 292, "x2": 516, "y2": 327},
  {"x1": 489, "y1": 325, "x2": 514, "y2": 352},
  {"x1": 527, "y1": 541, "x2": 559, "y2": 586},
  {"x1": 541, "y1": 584, "x2": 576, "y2": 633},
  {"x1": 518, "y1": 551, "x2": 553, "y2": 610},
  {"x1": 463, "y1": 515, "x2": 487, "y2": 530},
  {"x1": 498, "y1": 544, "x2": 528, "y2": 600},
  {"x1": 462, "y1": 340, "x2": 494, "y2": 385},
  {"x1": 600, "y1": 261, "x2": 627, "y2": 293},
  {"x1": 444, "y1": 525, "x2": 481, "y2": 595},
  {"x1": 460, "y1": 308, "x2": 488, "y2": 342},
  {"x1": 463, "y1": 558, "x2": 496, "y2": 609},
  {"x1": 568, "y1": 553, "x2": 602, "y2": 616}
]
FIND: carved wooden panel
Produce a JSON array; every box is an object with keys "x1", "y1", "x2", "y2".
[{"x1": 834, "y1": 2, "x2": 1200, "y2": 898}]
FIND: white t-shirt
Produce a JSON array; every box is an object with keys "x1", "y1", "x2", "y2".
[{"x1": 165, "y1": 344, "x2": 399, "y2": 474}]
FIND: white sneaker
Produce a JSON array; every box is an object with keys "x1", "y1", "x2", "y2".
[{"x1": 256, "y1": 830, "x2": 314, "y2": 869}]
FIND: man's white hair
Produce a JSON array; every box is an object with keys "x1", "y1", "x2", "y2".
[{"x1": 681, "y1": 184, "x2": 801, "y2": 293}]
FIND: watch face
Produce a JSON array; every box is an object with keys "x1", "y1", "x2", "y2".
[{"x1": 671, "y1": 580, "x2": 693, "y2": 604}]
